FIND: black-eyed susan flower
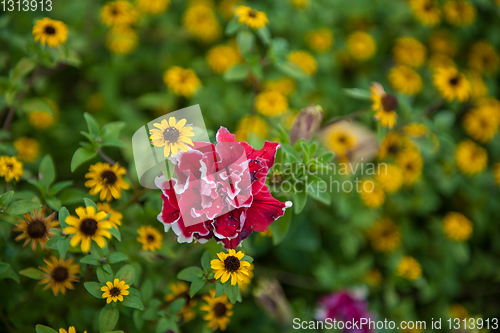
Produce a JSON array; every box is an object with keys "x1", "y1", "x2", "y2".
[
  {"x1": 14, "y1": 207, "x2": 58, "y2": 251},
  {"x1": 235, "y1": 5, "x2": 268, "y2": 29},
  {"x1": 443, "y1": 212, "x2": 473, "y2": 241},
  {"x1": 347, "y1": 31, "x2": 376, "y2": 61},
  {"x1": 396, "y1": 256, "x2": 422, "y2": 280},
  {"x1": 206, "y1": 45, "x2": 241, "y2": 74},
  {"x1": 408, "y1": 0, "x2": 441, "y2": 26},
  {"x1": 164, "y1": 281, "x2": 197, "y2": 322},
  {"x1": 163, "y1": 66, "x2": 201, "y2": 98},
  {"x1": 200, "y1": 290, "x2": 233, "y2": 331},
  {"x1": 324, "y1": 124, "x2": 358, "y2": 157},
  {"x1": 262, "y1": 77, "x2": 296, "y2": 97},
  {"x1": 39, "y1": 256, "x2": 80, "y2": 296},
  {"x1": 433, "y1": 67, "x2": 471, "y2": 102},
  {"x1": 211, "y1": 249, "x2": 251, "y2": 286},
  {"x1": 468, "y1": 41, "x2": 499, "y2": 75},
  {"x1": 359, "y1": 179, "x2": 385, "y2": 209},
  {"x1": 305, "y1": 28, "x2": 333, "y2": 53},
  {"x1": 59, "y1": 327, "x2": 87, "y2": 333},
  {"x1": 32, "y1": 18, "x2": 68, "y2": 47},
  {"x1": 96, "y1": 202, "x2": 123, "y2": 229},
  {"x1": 105, "y1": 25, "x2": 138, "y2": 55},
  {"x1": 429, "y1": 30, "x2": 456, "y2": 57},
  {"x1": 396, "y1": 149, "x2": 423, "y2": 186},
  {"x1": 369, "y1": 218, "x2": 401, "y2": 252},
  {"x1": 137, "y1": 225, "x2": 163, "y2": 251},
  {"x1": 235, "y1": 115, "x2": 269, "y2": 141},
  {"x1": 463, "y1": 102, "x2": 500, "y2": 143},
  {"x1": 376, "y1": 164, "x2": 403, "y2": 193},
  {"x1": 378, "y1": 132, "x2": 413, "y2": 159},
  {"x1": 28, "y1": 111, "x2": 56, "y2": 129},
  {"x1": 63, "y1": 206, "x2": 113, "y2": 252},
  {"x1": 13, "y1": 137, "x2": 40, "y2": 162},
  {"x1": 101, "y1": 278, "x2": 130, "y2": 303},
  {"x1": 288, "y1": 50, "x2": 317, "y2": 76},
  {"x1": 404, "y1": 123, "x2": 427, "y2": 138},
  {"x1": 85, "y1": 162, "x2": 130, "y2": 201},
  {"x1": 388, "y1": 65, "x2": 422, "y2": 95},
  {"x1": 135, "y1": 0, "x2": 170, "y2": 14},
  {"x1": 0, "y1": 156, "x2": 23, "y2": 182},
  {"x1": 255, "y1": 91, "x2": 289, "y2": 117},
  {"x1": 100, "y1": 0, "x2": 138, "y2": 27},
  {"x1": 443, "y1": 0, "x2": 476, "y2": 26},
  {"x1": 392, "y1": 37, "x2": 427, "y2": 68},
  {"x1": 455, "y1": 140, "x2": 487, "y2": 176},
  {"x1": 183, "y1": 3, "x2": 222, "y2": 43},
  {"x1": 370, "y1": 82, "x2": 398, "y2": 129},
  {"x1": 149, "y1": 116, "x2": 194, "y2": 157}
]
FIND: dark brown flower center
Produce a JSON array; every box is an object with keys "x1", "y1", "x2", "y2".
[
  {"x1": 51, "y1": 266, "x2": 69, "y2": 282},
  {"x1": 214, "y1": 302, "x2": 227, "y2": 317},
  {"x1": 27, "y1": 219, "x2": 47, "y2": 239},
  {"x1": 110, "y1": 287, "x2": 121, "y2": 296},
  {"x1": 147, "y1": 234, "x2": 156, "y2": 243},
  {"x1": 44, "y1": 26, "x2": 56, "y2": 35},
  {"x1": 111, "y1": 7, "x2": 120, "y2": 16},
  {"x1": 101, "y1": 170, "x2": 117, "y2": 185},
  {"x1": 338, "y1": 135, "x2": 347, "y2": 143},
  {"x1": 223, "y1": 256, "x2": 240, "y2": 272},
  {"x1": 381, "y1": 94, "x2": 398, "y2": 111},
  {"x1": 405, "y1": 162, "x2": 414, "y2": 171},
  {"x1": 449, "y1": 76, "x2": 460, "y2": 86},
  {"x1": 249, "y1": 10, "x2": 257, "y2": 18},
  {"x1": 388, "y1": 144, "x2": 399, "y2": 154},
  {"x1": 163, "y1": 127, "x2": 180, "y2": 143},
  {"x1": 6, "y1": 163, "x2": 13, "y2": 170},
  {"x1": 80, "y1": 218, "x2": 98, "y2": 236}
]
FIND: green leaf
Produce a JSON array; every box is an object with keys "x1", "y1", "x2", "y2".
[
  {"x1": 201, "y1": 251, "x2": 212, "y2": 271},
  {"x1": 224, "y1": 281, "x2": 239, "y2": 304},
  {"x1": 39, "y1": 155, "x2": 56, "y2": 190},
  {"x1": 190, "y1": 277, "x2": 205, "y2": 297},
  {"x1": 109, "y1": 227, "x2": 121, "y2": 241},
  {"x1": 102, "y1": 139, "x2": 126, "y2": 148},
  {"x1": 45, "y1": 197, "x2": 61, "y2": 211},
  {"x1": 0, "y1": 266, "x2": 19, "y2": 283},
  {"x1": 122, "y1": 295, "x2": 144, "y2": 310},
  {"x1": 100, "y1": 121, "x2": 125, "y2": 142},
  {"x1": 99, "y1": 307, "x2": 119, "y2": 333},
  {"x1": 167, "y1": 298, "x2": 186, "y2": 315},
  {"x1": 342, "y1": 88, "x2": 371, "y2": 100},
  {"x1": 115, "y1": 264, "x2": 135, "y2": 285},
  {"x1": 0, "y1": 263, "x2": 9, "y2": 275},
  {"x1": 270, "y1": 206, "x2": 292, "y2": 245},
  {"x1": 0, "y1": 191, "x2": 14, "y2": 207},
  {"x1": 19, "y1": 267, "x2": 44, "y2": 280},
  {"x1": 237, "y1": 30, "x2": 255, "y2": 54},
  {"x1": 275, "y1": 60, "x2": 308, "y2": 80},
  {"x1": 109, "y1": 252, "x2": 128, "y2": 264},
  {"x1": 57, "y1": 237, "x2": 71, "y2": 259},
  {"x1": 5, "y1": 200, "x2": 41, "y2": 215},
  {"x1": 10, "y1": 57, "x2": 36, "y2": 82},
  {"x1": 49, "y1": 181, "x2": 73, "y2": 196},
  {"x1": 84, "y1": 112, "x2": 100, "y2": 137},
  {"x1": 44, "y1": 235, "x2": 62, "y2": 249},
  {"x1": 35, "y1": 325, "x2": 58, "y2": 333},
  {"x1": 177, "y1": 267, "x2": 203, "y2": 282},
  {"x1": 223, "y1": 65, "x2": 249, "y2": 82},
  {"x1": 241, "y1": 255, "x2": 253, "y2": 264},
  {"x1": 256, "y1": 26, "x2": 271, "y2": 45},
  {"x1": 293, "y1": 190, "x2": 307, "y2": 214},
  {"x1": 58, "y1": 207, "x2": 70, "y2": 228},
  {"x1": 225, "y1": 17, "x2": 240, "y2": 35},
  {"x1": 81, "y1": 255, "x2": 100, "y2": 265},
  {"x1": 71, "y1": 147, "x2": 96, "y2": 172},
  {"x1": 140, "y1": 279, "x2": 153, "y2": 301},
  {"x1": 84, "y1": 282, "x2": 104, "y2": 299},
  {"x1": 215, "y1": 280, "x2": 224, "y2": 298},
  {"x1": 97, "y1": 266, "x2": 113, "y2": 284},
  {"x1": 22, "y1": 98, "x2": 54, "y2": 114},
  {"x1": 84, "y1": 198, "x2": 98, "y2": 212}
]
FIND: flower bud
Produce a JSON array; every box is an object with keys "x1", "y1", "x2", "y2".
[{"x1": 290, "y1": 104, "x2": 324, "y2": 144}]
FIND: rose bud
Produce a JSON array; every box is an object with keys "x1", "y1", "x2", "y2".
[{"x1": 290, "y1": 104, "x2": 324, "y2": 144}]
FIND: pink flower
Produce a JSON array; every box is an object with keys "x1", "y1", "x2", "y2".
[{"x1": 156, "y1": 127, "x2": 292, "y2": 249}]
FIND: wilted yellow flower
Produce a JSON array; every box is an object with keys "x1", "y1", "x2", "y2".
[
  {"x1": 235, "y1": 115, "x2": 269, "y2": 141},
  {"x1": 13, "y1": 137, "x2": 40, "y2": 162},
  {"x1": 347, "y1": 31, "x2": 376, "y2": 61},
  {"x1": 468, "y1": 41, "x2": 499, "y2": 74},
  {"x1": 100, "y1": 0, "x2": 138, "y2": 27},
  {"x1": 393, "y1": 37, "x2": 426, "y2": 68},
  {"x1": 377, "y1": 164, "x2": 403, "y2": 193},
  {"x1": 433, "y1": 67, "x2": 471, "y2": 102},
  {"x1": 359, "y1": 179, "x2": 385, "y2": 209},
  {"x1": 409, "y1": 0, "x2": 441, "y2": 26},
  {"x1": 106, "y1": 25, "x2": 138, "y2": 55},
  {"x1": 255, "y1": 91, "x2": 288, "y2": 117},
  {"x1": 305, "y1": 28, "x2": 333, "y2": 53},
  {"x1": 206, "y1": 45, "x2": 241, "y2": 74},
  {"x1": 235, "y1": 5, "x2": 268, "y2": 29},
  {"x1": 396, "y1": 149, "x2": 423, "y2": 186},
  {"x1": 396, "y1": 256, "x2": 422, "y2": 280},
  {"x1": 163, "y1": 66, "x2": 201, "y2": 98},
  {"x1": 183, "y1": 3, "x2": 222, "y2": 44},
  {"x1": 288, "y1": 50, "x2": 317, "y2": 76},
  {"x1": 442, "y1": 212, "x2": 473, "y2": 241},
  {"x1": 0, "y1": 156, "x2": 23, "y2": 182},
  {"x1": 136, "y1": 0, "x2": 170, "y2": 14},
  {"x1": 262, "y1": 77, "x2": 296, "y2": 97},
  {"x1": 455, "y1": 140, "x2": 487, "y2": 175},
  {"x1": 443, "y1": 0, "x2": 476, "y2": 26},
  {"x1": 32, "y1": 18, "x2": 68, "y2": 47},
  {"x1": 369, "y1": 218, "x2": 401, "y2": 252},
  {"x1": 40, "y1": 256, "x2": 80, "y2": 296},
  {"x1": 14, "y1": 207, "x2": 57, "y2": 251},
  {"x1": 388, "y1": 65, "x2": 422, "y2": 95}
]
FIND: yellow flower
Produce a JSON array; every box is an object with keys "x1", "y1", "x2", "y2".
[
  {"x1": 404, "y1": 123, "x2": 427, "y2": 138},
  {"x1": 378, "y1": 132, "x2": 414, "y2": 160},
  {"x1": 443, "y1": 0, "x2": 476, "y2": 26},
  {"x1": 305, "y1": 28, "x2": 333, "y2": 53},
  {"x1": 238, "y1": 263, "x2": 254, "y2": 291},
  {"x1": 442, "y1": 212, "x2": 473, "y2": 241},
  {"x1": 32, "y1": 18, "x2": 68, "y2": 47},
  {"x1": 63, "y1": 206, "x2": 113, "y2": 252},
  {"x1": 163, "y1": 66, "x2": 201, "y2": 97},
  {"x1": 468, "y1": 41, "x2": 499, "y2": 75},
  {"x1": 255, "y1": 91, "x2": 289, "y2": 117},
  {"x1": 388, "y1": 65, "x2": 422, "y2": 95},
  {"x1": 96, "y1": 202, "x2": 123, "y2": 229},
  {"x1": 106, "y1": 25, "x2": 138, "y2": 55},
  {"x1": 14, "y1": 207, "x2": 58, "y2": 251},
  {"x1": 85, "y1": 162, "x2": 130, "y2": 201},
  {"x1": 455, "y1": 140, "x2": 487, "y2": 176},
  {"x1": 149, "y1": 116, "x2": 194, "y2": 157},
  {"x1": 396, "y1": 149, "x2": 423, "y2": 186},
  {"x1": 200, "y1": 290, "x2": 233, "y2": 331},
  {"x1": 409, "y1": 0, "x2": 441, "y2": 26},
  {"x1": 359, "y1": 179, "x2": 385, "y2": 209},
  {"x1": 366, "y1": 269, "x2": 382, "y2": 286},
  {"x1": 235, "y1": 115, "x2": 269, "y2": 141},
  {"x1": 183, "y1": 3, "x2": 222, "y2": 44},
  {"x1": 450, "y1": 304, "x2": 469, "y2": 320},
  {"x1": 59, "y1": 327, "x2": 87, "y2": 333},
  {"x1": 369, "y1": 218, "x2": 401, "y2": 252},
  {"x1": 433, "y1": 67, "x2": 471, "y2": 102},
  {"x1": 347, "y1": 31, "x2": 376, "y2": 61},
  {"x1": 101, "y1": 278, "x2": 130, "y2": 303},
  {"x1": 290, "y1": 0, "x2": 310, "y2": 8},
  {"x1": 259, "y1": 228, "x2": 273, "y2": 238},
  {"x1": 376, "y1": 164, "x2": 403, "y2": 193},
  {"x1": 463, "y1": 100, "x2": 500, "y2": 143},
  {"x1": 370, "y1": 82, "x2": 398, "y2": 129},
  {"x1": 0, "y1": 156, "x2": 23, "y2": 182},
  {"x1": 135, "y1": 0, "x2": 170, "y2": 14},
  {"x1": 137, "y1": 225, "x2": 163, "y2": 251},
  {"x1": 262, "y1": 77, "x2": 296, "y2": 97},
  {"x1": 40, "y1": 256, "x2": 80, "y2": 296},
  {"x1": 218, "y1": 0, "x2": 241, "y2": 20},
  {"x1": 288, "y1": 50, "x2": 317, "y2": 76},
  {"x1": 100, "y1": 0, "x2": 138, "y2": 27},
  {"x1": 206, "y1": 45, "x2": 241, "y2": 74},
  {"x1": 28, "y1": 111, "x2": 55, "y2": 129},
  {"x1": 429, "y1": 30, "x2": 456, "y2": 56},
  {"x1": 495, "y1": 163, "x2": 500, "y2": 188},
  {"x1": 211, "y1": 249, "x2": 251, "y2": 286},
  {"x1": 396, "y1": 256, "x2": 422, "y2": 280},
  {"x1": 468, "y1": 72, "x2": 488, "y2": 100},
  {"x1": 13, "y1": 137, "x2": 40, "y2": 162},
  {"x1": 164, "y1": 281, "x2": 197, "y2": 322},
  {"x1": 428, "y1": 53, "x2": 455, "y2": 72},
  {"x1": 324, "y1": 125, "x2": 357, "y2": 157},
  {"x1": 234, "y1": 5, "x2": 268, "y2": 29},
  {"x1": 392, "y1": 37, "x2": 427, "y2": 68}
]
